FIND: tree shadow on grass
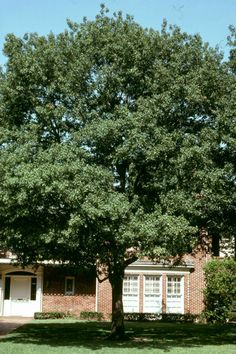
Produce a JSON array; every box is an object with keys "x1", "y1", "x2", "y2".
[{"x1": 1, "y1": 320, "x2": 236, "y2": 352}]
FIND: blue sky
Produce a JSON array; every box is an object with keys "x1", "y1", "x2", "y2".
[{"x1": 1, "y1": 0, "x2": 236, "y2": 66}]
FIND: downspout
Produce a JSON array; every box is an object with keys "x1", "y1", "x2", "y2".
[
  {"x1": 188, "y1": 272, "x2": 190, "y2": 313},
  {"x1": 40, "y1": 266, "x2": 44, "y2": 312},
  {"x1": 95, "y1": 277, "x2": 99, "y2": 312},
  {"x1": 0, "y1": 274, "x2": 2, "y2": 315}
]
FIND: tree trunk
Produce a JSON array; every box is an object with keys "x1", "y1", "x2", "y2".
[{"x1": 109, "y1": 270, "x2": 125, "y2": 340}]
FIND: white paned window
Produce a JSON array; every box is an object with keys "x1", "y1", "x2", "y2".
[
  {"x1": 144, "y1": 275, "x2": 162, "y2": 313},
  {"x1": 65, "y1": 277, "x2": 75, "y2": 295},
  {"x1": 123, "y1": 275, "x2": 139, "y2": 312},
  {"x1": 166, "y1": 276, "x2": 184, "y2": 314}
]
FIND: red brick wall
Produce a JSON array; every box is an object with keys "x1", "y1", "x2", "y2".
[
  {"x1": 162, "y1": 274, "x2": 167, "y2": 313},
  {"x1": 186, "y1": 252, "x2": 211, "y2": 314},
  {"x1": 42, "y1": 267, "x2": 96, "y2": 316},
  {"x1": 97, "y1": 278, "x2": 112, "y2": 318},
  {"x1": 184, "y1": 272, "x2": 190, "y2": 313},
  {"x1": 139, "y1": 275, "x2": 144, "y2": 313}
]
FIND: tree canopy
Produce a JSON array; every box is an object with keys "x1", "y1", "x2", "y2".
[{"x1": 0, "y1": 6, "x2": 235, "y2": 338}]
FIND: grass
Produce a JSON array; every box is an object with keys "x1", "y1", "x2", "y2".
[{"x1": 0, "y1": 319, "x2": 235, "y2": 354}]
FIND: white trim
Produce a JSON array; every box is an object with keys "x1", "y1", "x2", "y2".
[
  {"x1": 0, "y1": 259, "x2": 67, "y2": 265},
  {"x1": 187, "y1": 273, "x2": 190, "y2": 313},
  {"x1": 125, "y1": 269, "x2": 190, "y2": 275},
  {"x1": 0, "y1": 259, "x2": 16, "y2": 264},
  {"x1": 126, "y1": 263, "x2": 194, "y2": 271},
  {"x1": 0, "y1": 278, "x2": 3, "y2": 315},
  {"x1": 95, "y1": 278, "x2": 99, "y2": 312},
  {"x1": 39, "y1": 267, "x2": 43, "y2": 312}
]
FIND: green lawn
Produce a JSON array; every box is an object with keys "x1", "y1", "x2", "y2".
[{"x1": 0, "y1": 319, "x2": 235, "y2": 354}]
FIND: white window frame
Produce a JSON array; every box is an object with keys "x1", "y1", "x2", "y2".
[
  {"x1": 143, "y1": 275, "x2": 162, "y2": 313},
  {"x1": 166, "y1": 275, "x2": 184, "y2": 314},
  {"x1": 123, "y1": 275, "x2": 139, "y2": 312},
  {"x1": 65, "y1": 276, "x2": 75, "y2": 296}
]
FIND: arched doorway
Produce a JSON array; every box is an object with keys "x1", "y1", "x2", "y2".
[{"x1": 3, "y1": 270, "x2": 42, "y2": 316}]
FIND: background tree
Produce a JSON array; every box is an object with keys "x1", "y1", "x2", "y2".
[{"x1": 0, "y1": 6, "x2": 235, "y2": 338}]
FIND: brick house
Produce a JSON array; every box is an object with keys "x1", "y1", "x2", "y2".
[{"x1": 0, "y1": 235, "x2": 234, "y2": 318}]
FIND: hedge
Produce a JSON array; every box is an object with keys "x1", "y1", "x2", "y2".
[
  {"x1": 124, "y1": 312, "x2": 199, "y2": 322},
  {"x1": 34, "y1": 312, "x2": 66, "y2": 319},
  {"x1": 79, "y1": 311, "x2": 104, "y2": 321}
]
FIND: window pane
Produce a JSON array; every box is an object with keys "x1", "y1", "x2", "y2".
[
  {"x1": 4, "y1": 277, "x2": 11, "y2": 300},
  {"x1": 167, "y1": 276, "x2": 181, "y2": 295},
  {"x1": 31, "y1": 277, "x2": 37, "y2": 300},
  {"x1": 145, "y1": 276, "x2": 160, "y2": 295},
  {"x1": 123, "y1": 276, "x2": 138, "y2": 295},
  {"x1": 66, "y1": 279, "x2": 73, "y2": 292},
  {"x1": 65, "y1": 277, "x2": 75, "y2": 295}
]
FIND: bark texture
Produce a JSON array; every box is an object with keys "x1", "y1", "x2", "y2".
[{"x1": 109, "y1": 269, "x2": 125, "y2": 339}]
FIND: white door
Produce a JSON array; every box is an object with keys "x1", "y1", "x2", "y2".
[
  {"x1": 144, "y1": 275, "x2": 162, "y2": 313},
  {"x1": 123, "y1": 275, "x2": 139, "y2": 312},
  {"x1": 166, "y1": 276, "x2": 184, "y2": 314},
  {"x1": 10, "y1": 277, "x2": 31, "y2": 316}
]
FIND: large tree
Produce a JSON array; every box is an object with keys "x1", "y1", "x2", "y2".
[{"x1": 0, "y1": 6, "x2": 235, "y2": 338}]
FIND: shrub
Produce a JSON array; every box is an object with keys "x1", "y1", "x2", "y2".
[
  {"x1": 124, "y1": 312, "x2": 161, "y2": 321},
  {"x1": 34, "y1": 312, "x2": 66, "y2": 319},
  {"x1": 123, "y1": 312, "x2": 199, "y2": 322},
  {"x1": 228, "y1": 311, "x2": 236, "y2": 322},
  {"x1": 161, "y1": 313, "x2": 199, "y2": 323},
  {"x1": 79, "y1": 311, "x2": 104, "y2": 321},
  {"x1": 203, "y1": 258, "x2": 236, "y2": 323}
]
